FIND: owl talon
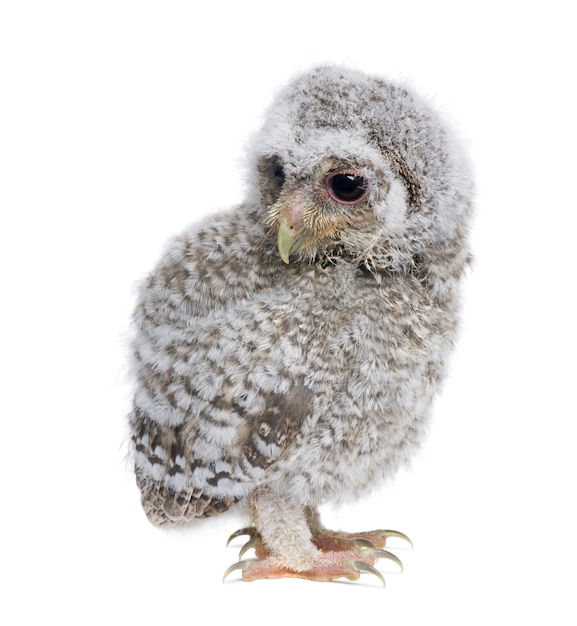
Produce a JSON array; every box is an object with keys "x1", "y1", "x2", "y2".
[
  {"x1": 240, "y1": 535, "x2": 270, "y2": 560},
  {"x1": 315, "y1": 528, "x2": 412, "y2": 551},
  {"x1": 222, "y1": 559, "x2": 260, "y2": 582},
  {"x1": 361, "y1": 548, "x2": 404, "y2": 572},
  {"x1": 376, "y1": 529, "x2": 413, "y2": 548},
  {"x1": 351, "y1": 561, "x2": 386, "y2": 587},
  {"x1": 348, "y1": 528, "x2": 412, "y2": 549},
  {"x1": 226, "y1": 526, "x2": 258, "y2": 546},
  {"x1": 238, "y1": 538, "x2": 257, "y2": 559}
]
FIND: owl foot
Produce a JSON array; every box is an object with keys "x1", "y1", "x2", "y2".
[
  {"x1": 223, "y1": 546, "x2": 398, "y2": 585},
  {"x1": 224, "y1": 533, "x2": 403, "y2": 585}
]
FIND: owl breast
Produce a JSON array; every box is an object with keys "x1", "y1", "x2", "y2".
[{"x1": 253, "y1": 264, "x2": 451, "y2": 504}]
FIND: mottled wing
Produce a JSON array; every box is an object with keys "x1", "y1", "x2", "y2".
[
  {"x1": 131, "y1": 408, "x2": 240, "y2": 525},
  {"x1": 240, "y1": 383, "x2": 314, "y2": 474},
  {"x1": 130, "y1": 216, "x2": 312, "y2": 525}
]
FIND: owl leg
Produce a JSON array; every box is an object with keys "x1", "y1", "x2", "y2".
[
  {"x1": 223, "y1": 487, "x2": 397, "y2": 584},
  {"x1": 247, "y1": 485, "x2": 320, "y2": 571}
]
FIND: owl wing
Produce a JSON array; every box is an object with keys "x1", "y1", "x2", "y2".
[
  {"x1": 132, "y1": 380, "x2": 313, "y2": 526},
  {"x1": 240, "y1": 382, "x2": 314, "y2": 474},
  {"x1": 130, "y1": 209, "x2": 312, "y2": 525},
  {"x1": 132, "y1": 408, "x2": 238, "y2": 525}
]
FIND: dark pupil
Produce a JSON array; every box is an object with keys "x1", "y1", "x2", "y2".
[
  {"x1": 272, "y1": 162, "x2": 285, "y2": 187},
  {"x1": 330, "y1": 174, "x2": 367, "y2": 202}
]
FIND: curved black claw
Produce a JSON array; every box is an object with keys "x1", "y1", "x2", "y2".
[
  {"x1": 222, "y1": 559, "x2": 259, "y2": 583},
  {"x1": 352, "y1": 561, "x2": 386, "y2": 587},
  {"x1": 226, "y1": 526, "x2": 258, "y2": 547}
]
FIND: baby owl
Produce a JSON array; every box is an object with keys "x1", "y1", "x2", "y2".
[{"x1": 129, "y1": 65, "x2": 473, "y2": 584}]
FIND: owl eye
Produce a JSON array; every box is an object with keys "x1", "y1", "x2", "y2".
[
  {"x1": 272, "y1": 161, "x2": 286, "y2": 188},
  {"x1": 326, "y1": 171, "x2": 369, "y2": 204}
]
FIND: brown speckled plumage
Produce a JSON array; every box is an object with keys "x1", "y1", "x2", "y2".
[{"x1": 129, "y1": 65, "x2": 473, "y2": 583}]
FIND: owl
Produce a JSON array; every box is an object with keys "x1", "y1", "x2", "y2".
[{"x1": 129, "y1": 65, "x2": 473, "y2": 584}]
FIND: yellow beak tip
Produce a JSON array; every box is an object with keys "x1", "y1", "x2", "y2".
[{"x1": 277, "y1": 219, "x2": 296, "y2": 265}]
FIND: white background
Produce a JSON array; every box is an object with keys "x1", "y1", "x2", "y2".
[{"x1": 2, "y1": 1, "x2": 575, "y2": 623}]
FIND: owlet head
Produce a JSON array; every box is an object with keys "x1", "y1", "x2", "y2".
[{"x1": 247, "y1": 65, "x2": 473, "y2": 270}]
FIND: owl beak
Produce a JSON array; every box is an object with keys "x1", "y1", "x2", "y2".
[
  {"x1": 276, "y1": 199, "x2": 310, "y2": 264},
  {"x1": 277, "y1": 218, "x2": 296, "y2": 264}
]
